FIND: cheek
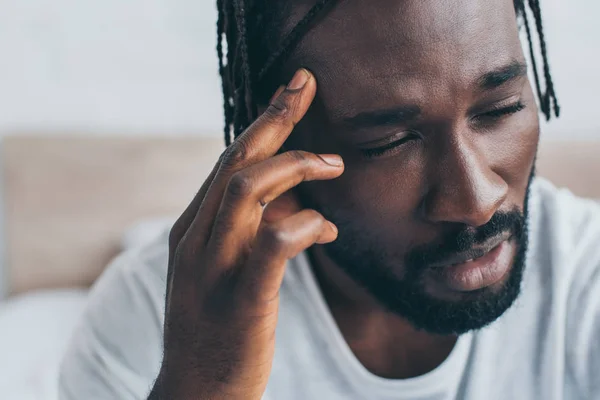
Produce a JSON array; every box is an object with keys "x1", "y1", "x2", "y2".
[
  {"x1": 289, "y1": 108, "x2": 419, "y2": 250},
  {"x1": 289, "y1": 103, "x2": 425, "y2": 224},
  {"x1": 298, "y1": 150, "x2": 425, "y2": 257},
  {"x1": 488, "y1": 108, "x2": 540, "y2": 206},
  {"x1": 327, "y1": 160, "x2": 423, "y2": 216}
]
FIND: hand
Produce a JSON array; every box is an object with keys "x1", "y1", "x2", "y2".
[{"x1": 151, "y1": 69, "x2": 344, "y2": 400}]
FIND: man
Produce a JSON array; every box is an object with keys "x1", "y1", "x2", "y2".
[{"x1": 59, "y1": 0, "x2": 599, "y2": 399}]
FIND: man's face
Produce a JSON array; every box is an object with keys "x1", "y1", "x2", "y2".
[{"x1": 273, "y1": 0, "x2": 540, "y2": 334}]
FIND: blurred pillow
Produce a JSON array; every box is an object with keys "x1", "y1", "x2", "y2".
[
  {"x1": 0, "y1": 289, "x2": 88, "y2": 400},
  {"x1": 121, "y1": 217, "x2": 175, "y2": 251}
]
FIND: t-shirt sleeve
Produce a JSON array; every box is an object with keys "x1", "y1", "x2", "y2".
[
  {"x1": 564, "y1": 199, "x2": 600, "y2": 399},
  {"x1": 588, "y1": 315, "x2": 600, "y2": 397},
  {"x1": 58, "y1": 238, "x2": 168, "y2": 400},
  {"x1": 576, "y1": 269, "x2": 600, "y2": 398},
  {"x1": 567, "y1": 270, "x2": 600, "y2": 398}
]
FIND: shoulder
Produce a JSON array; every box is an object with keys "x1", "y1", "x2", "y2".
[
  {"x1": 529, "y1": 177, "x2": 600, "y2": 274},
  {"x1": 531, "y1": 178, "x2": 600, "y2": 241},
  {"x1": 59, "y1": 224, "x2": 171, "y2": 399},
  {"x1": 529, "y1": 177, "x2": 600, "y2": 301},
  {"x1": 531, "y1": 178, "x2": 600, "y2": 396}
]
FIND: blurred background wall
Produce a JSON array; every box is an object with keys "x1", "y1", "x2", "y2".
[
  {"x1": 0, "y1": 0, "x2": 220, "y2": 136},
  {"x1": 0, "y1": 0, "x2": 598, "y2": 139}
]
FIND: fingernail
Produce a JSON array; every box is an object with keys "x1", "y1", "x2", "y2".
[
  {"x1": 318, "y1": 154, "x2": 344, "y2": 167},
  {"x1": 287, "y1": 69, "x2": 310, "y2": 90},
  {"x1": 328, "y1": 221, "x2": 338, "y2": 235}
]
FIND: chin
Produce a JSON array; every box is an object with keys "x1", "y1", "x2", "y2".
[{"x1": 324, "y1": 233, "x2": 528, "y2": 335}]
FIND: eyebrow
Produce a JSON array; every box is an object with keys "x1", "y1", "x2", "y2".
[
  {"x1": 478, "y1": 61, "x2": 528, "y2": 90},
  {"x1": 340, "y1": 61, "x2": 527, "y2": 130},
  {"x1": 342, "y1": 105, "x2": 422, "y2": 130}
]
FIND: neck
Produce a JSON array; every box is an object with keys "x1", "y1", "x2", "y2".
[{"x1": 307, "y1": 246, "x2": 458, "y2": 379}]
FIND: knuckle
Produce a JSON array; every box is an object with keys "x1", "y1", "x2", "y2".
[
  {"x1": 222, "y1": 140, "x2": 250, "y2": 167},
  {"x1": 307, "y1": 209, "x2": 324, "y2": 220},
  {"x1": 227, "y1": 172, "x2": 255, "y2": 199},
  {"x1": 287, "y1": 150, "x2": 312, "y2": 166},
  {"x1": 262, "y1": 98, "x2": 290, "y2": 124},
  {"x1": 305, "y1": 209, "x2": 326, "y2": 225},
  {"x1": 261, "y1": 224, "x2": 289, "y2": 251}
]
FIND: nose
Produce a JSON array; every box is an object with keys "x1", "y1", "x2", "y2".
[{"x1": 422, "y1": 138, "x2": 508, "y2": 227}]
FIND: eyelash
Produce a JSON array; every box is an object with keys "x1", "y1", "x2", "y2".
[
  {"x1": 360, "y1": 101, "x2": 526, "y2": 159},
  {"x1": 475, "y1": 101, "x2": 526, "y2": 121},
  {"x1": 360, "y1": 135, "x2": 416, "y2": 159}
]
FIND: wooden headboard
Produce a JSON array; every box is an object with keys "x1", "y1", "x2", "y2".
[
  {"x1": 2, "y1": 136, "x2": 599, "y2": 296},
  {"x1": 2, "y1": 136, "x2": 224, "y2": 295}
]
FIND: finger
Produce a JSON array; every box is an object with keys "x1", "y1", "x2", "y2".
[
  {"x1": 269, "y1": 85, "x2": 286, "y2": 104},
  {"x1": 168, "y1": 152, "x2": 224, "y2": 264},
  {"x1": 224, "y1": 69, "x2": 317, "y2": 170},
  {"x1": 262, "y1": 191, "x2": 302, "y2": 224},
  {"x1": 186, "y1": 69, "x2": 317, "y2": 243},
  {"x1": 208, "y1": 151, "x2": 343, "y2": 267},
  {"x1": 166, "y1": 155, "x2": 227, "y2": 303},
  {"x1": 239, "y1": 209, "x2": 338, "y2": 304}
]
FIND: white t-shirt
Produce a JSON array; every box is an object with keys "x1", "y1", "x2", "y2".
[{"x1": 58, "y1": 178, "x2": 600, "y2": 399}]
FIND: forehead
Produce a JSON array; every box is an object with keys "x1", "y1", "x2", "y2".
[{"x1": 278, "y1": 0, "x2": 524, "y2": 119}]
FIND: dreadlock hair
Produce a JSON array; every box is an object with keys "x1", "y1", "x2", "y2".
[{"x1": 217, "y1": 0, "x2": 560, "y2": 146}]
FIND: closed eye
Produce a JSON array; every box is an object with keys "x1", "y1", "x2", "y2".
[
  {"x1": 475, "y1": 101, "x2": 526, "y2": 121},
  {"x1": 359, "y1": 102, "x2": 525, "y2": 159},
  {"x1": 359, "y1": 133, "x2": 418, "y2": 159}
]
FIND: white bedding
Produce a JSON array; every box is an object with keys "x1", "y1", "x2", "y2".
[
  {"x1": 0, "y1": 289, "x2": 88, "y2": 400},
  {"x1": 0, "y1": 217, "x2": 170, "y2": 400}
]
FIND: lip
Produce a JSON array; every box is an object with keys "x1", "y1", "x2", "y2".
[
  {"x1": 428, "y1": 234, "x2": 509, "y2": 269},
  {"x1": 428, "y1": 240, "x2": 514, "y2": 292}
]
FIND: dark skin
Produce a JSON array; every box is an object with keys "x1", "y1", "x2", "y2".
[
  {"x1": 279, "y1": 0, "x2": 539, "y2": 379},
  {"x1": 150, "y1": 0, "x2": 540, "y2": 398}
]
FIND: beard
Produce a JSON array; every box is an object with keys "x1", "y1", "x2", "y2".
[{"x1": 311, "y1": 170, "x2": 534, "y2": 335}]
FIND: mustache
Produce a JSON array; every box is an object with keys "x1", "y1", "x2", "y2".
[{"x1": 405, "y1": 209, "x2": 526, "y2": 270}]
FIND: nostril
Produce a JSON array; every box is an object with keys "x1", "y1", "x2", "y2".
[{"x1": 421, "y1": 178, "x2": 507, "y2": 227}]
